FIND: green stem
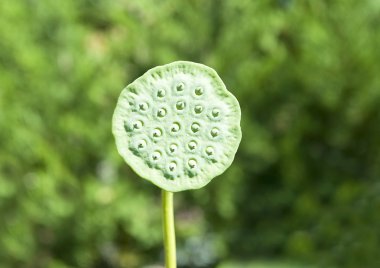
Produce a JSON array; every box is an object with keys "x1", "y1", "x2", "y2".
[{"x1": 162, "y1": 190, "x2": 176, "y2": 268}]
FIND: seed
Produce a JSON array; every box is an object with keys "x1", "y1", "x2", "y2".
[
  {"x1": 137, "y1": 140, "x2": 147, "y2": 149},
  {"x1": 157, "y1": 88, "x2": 166, "y2": 98},
  {"x1": 191, "y1": 123, "x2": 200, "y2": 133},
  {"x1": 169, "y1": 162, "x2": 177, "y2": 171},
  {"x1": 188, "y1": 140, "x2": 197, "y2": 150},
  {"x1": 176, "y1": 101, "x2": 185, "y2": 111},
  {"x1": 171, "y1": 122, "x2": 181, "y2": 133},
  {"x1": 210, "y1": 127, "x2": 219, "y2": 137},
  {"x1": 157, "y1": 108, "x2": 167, "y2": 118},
  {"x1": 152, "y1": 128, "x2": 162, "y2": 138},
  {"x1": 151, "y1": 151, "x2": 161, "y2": 161},
  {"x1": 133, "y1": 120, "x2": 143, "y2": 130},
  {"x1": 169, "y1": 144, "x2": 178, "y2": 153},
  {"x1": 138, "y1": 102, "x2": 148, "y2": 111},
  {"x1": 205, "y1": 146, "x2": 214, "y2": 156},
  {"x1": 176, "y1": 83, "x2": 185, "y2": 92},
  {"x1": 212, "y1": 108, "x2": 220, "y2": 118},
  {"x1": 194, "y1": 87, "x2": 203, "y2": 96},
  {"x1": 188, "y1": 159, "x2": 197, "y2": 169},
  {"x1": 194, "y1": 105, "x2": 203, "y2": 114}
]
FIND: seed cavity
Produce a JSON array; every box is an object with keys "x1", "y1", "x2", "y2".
[
  {"x1": 151, "y1": 151, "x2": 162, "y2": 161},
  {"x1": 133, "y1": 120, "x2": 143, "y2": 130},
  {"x1": 137, "y1": 140, "x2": 147, "y2": 150},
  {"x1": 169, "y1": 143, "x2": 178, "y2": 154},
  {"x1": 188, "y1": 140, "x2": 197, "y2": 151},
  {"x1": 176, "y1": 82, "x2": 185, "y2": 92},
  {"x1": 168, "y1": 161, "x2": 177, "y2": 172},
  {"x1": 210, "y1": 127, "x2": 220, "y2": 138},
  {"x1": 205, "y1": 146, "x2": 214, "y2": 156},
  {"x1": 138, "y1": 102, "x2": 149, "y2": 112},
  {"x1": 212, "y1": 108, "x2": 220, "y2": 118},
  {"x1": 194, "y1": 105, "x2": 203, "y2": 114},
  {"x1": 188, "y1": 159, "x2": 197, "y2": 169},
  {"x1": 157, "y1": 108, "x2": 167, "y2": 118},
  {"x1": 194, "y1": 87, "x2": 204, "y2": 96},
  {"x1": 157, "y1": 88, "x2": 166, "y2": 98},
  {"x1": 176, "y1": 101, "x2": 185, "y2": 111},
  {"x1": 171, "y1": 122, "x2": 181, "y2": 133},
  {"x1": 191, "y1": 122, "x2": 200, "y2": 133},
  {"x1": 152, "y1": 128, "x2": 162, "y2": 138}
]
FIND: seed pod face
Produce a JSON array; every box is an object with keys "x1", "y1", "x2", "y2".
[{"x1": 112, "y1": 61, "x2": 242, "y2": 192}]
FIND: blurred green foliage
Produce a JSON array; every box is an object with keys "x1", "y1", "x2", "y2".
[{"x1": 1, "y1": 0, "x2": 380, "y2": 267}]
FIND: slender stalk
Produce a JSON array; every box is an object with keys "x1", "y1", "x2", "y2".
[{"x1": 162, "y1": 190, "x2": 176, "y2": 268}]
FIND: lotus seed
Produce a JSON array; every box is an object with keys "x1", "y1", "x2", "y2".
[
  {"x1": 188, "y1": 159, "x2": 197, "y2": 169},
  {"x1": 176, "y1": 83, "x2": 185, "y2": 92},
  {"x1": 133, "y1": 120, "x2": 143, "y2": 130},
  {"x1": 169, "y1": 143, "x2": 178, "y2": 154},
  {"x1": 176, "y1": 101, "x2": 185, "y2": 111},
  {"x1": 137, "y1": 140, "x2": 147, "y2": 150},
  {"x1": 210, "y1": 127, "x2": 219, "y2": 137},
  {"x1": 152, "y1": 128, "x2": 162, "y2": 138},
  {"x1": 171, "y1": 122, "x2": 181, "y2": 133},
  {"x1": 151, "y1": 151, "x2": 162, "y2": 161},
  {"x1": 212, "y1": 108, "x2": 220, "y2": 118},
  {"x1": 205, "y1": 146, "x2": 214, "y2": 156},
  {"x1": 157, "y1": 88, "x2": 166, "y2": 98},
  {"x1": 168, "y1": 162, "x2": 177, "y2": 171},
  {"x1": 157, "y1": 108, "x2": 167, "y2": 118},
  {"x1": 194, "y1": 105, "x2": 203, "y2": 114},
  {"x1": 188, "y1": 140, "x2": 197, "y2": 150},
  {"x1": 191, "y1": 122, "x2": 200, "y2": 133},
  {"x1": 138, "y1": 102, "x2": 149, "y2": 111},
  {"x1": 194, "y1": 87, "x2": 204, "y2": 96}
]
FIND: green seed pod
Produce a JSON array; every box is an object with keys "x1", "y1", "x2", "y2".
[{"x1": 112, "y1": 61, "x2": 242, "y2": 192}]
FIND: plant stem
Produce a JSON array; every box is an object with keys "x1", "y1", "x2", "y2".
[{"x1": 162, "y1": 190, "x2": 176, "y2": 268}]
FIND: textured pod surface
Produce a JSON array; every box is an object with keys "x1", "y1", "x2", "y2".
[{"x1": 112, "y1": 61, "x2": 241, "y2": 192}]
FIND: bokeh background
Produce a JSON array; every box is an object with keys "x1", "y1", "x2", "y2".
[{"x1": 1, "y1": 0, "x2": 380, "y2": 267}]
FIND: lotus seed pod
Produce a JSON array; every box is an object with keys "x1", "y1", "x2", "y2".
[{"x1": 112, "y1": 61, "x2": 242, "y2": 192}]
